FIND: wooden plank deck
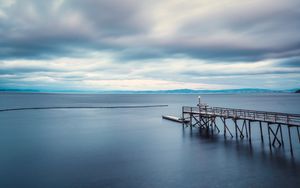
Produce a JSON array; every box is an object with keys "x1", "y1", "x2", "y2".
[
  {"x1": 162, "y1": 115, "x2": 190, "y2": 123},
  {"x1": 183, "y1": 106, "x2": 300, "y2": 127}
]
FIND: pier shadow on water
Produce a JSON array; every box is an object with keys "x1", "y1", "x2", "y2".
[{"x1": 183, "y1": 125, "x2": 300, "y2": 171}]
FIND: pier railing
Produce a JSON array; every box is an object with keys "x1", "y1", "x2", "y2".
[{"x1": 183, "y1": 106, "x2": 300, "y2": 127}]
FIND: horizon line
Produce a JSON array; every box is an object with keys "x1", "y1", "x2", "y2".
[{"x1": 0, "y1": 88, "x2": 299, "y2": 94}]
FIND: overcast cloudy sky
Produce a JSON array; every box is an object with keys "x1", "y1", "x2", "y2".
[{"x1": 0, "y1": 0, "x2": 299, "y2": 91}]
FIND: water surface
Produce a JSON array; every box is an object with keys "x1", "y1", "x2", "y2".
[{"x1": 0, "y1": 93, "x2": 299, "y2": 187}]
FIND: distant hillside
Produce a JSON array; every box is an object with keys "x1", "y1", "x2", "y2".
[
  {"x1": 0, "y1": 88, "x2": 296, "y2": 94},
  {"x1": 296, "y1": 89, "x2": 300, "y2": 93},
  {"x1": 0, "y1": 88, "x2": 41, "y2": 92},
  {"x1": 141, "y1": 88, "x2": 282, "y2": 94}
]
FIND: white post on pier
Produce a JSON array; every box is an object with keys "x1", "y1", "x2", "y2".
[
  {"x1": 198, "y1": 96, "x2": 201, "y2": 112},
  {"x1": 198, "y1": 96, "x2": 201, "y2": 130}
]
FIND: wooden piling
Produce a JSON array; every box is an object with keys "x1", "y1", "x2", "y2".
[
  {"x1": 279, "y1": 124, "x2": 284, "y2": 146},
  {"x1": 234, "y1": 119, "x2": 238, "y2": 139},
  {"x1": 182, "y1": 106, "x2": 185, "y2": 127},
  {"x1": 297, "y1": 127, "x2": 300, "y2": 143},
  {"x1": 223, "y1": 118, "x2": 226, "y2": 137},
  {"x1": 288, "y1": 126, "x2": 293, "y2": 155},
  {"x1": 267, "y1": 123, "x2": 272, "y2": 149},
  {"x1": 259, "y1": 121, "x2": 264, "y2": 142},
  {"x1": 244, "y1": 120, "x2": 248, "y2": 138},
  {"x1": 248, "y1": 120, "x2": 252, "y2": 143}
]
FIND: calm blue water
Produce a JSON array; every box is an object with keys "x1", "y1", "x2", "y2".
[{"x1": 0, "y1": 93, "x2": 300, "y2": 188}]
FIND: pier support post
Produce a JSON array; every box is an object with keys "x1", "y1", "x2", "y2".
[
  {"x1": 189, "y1": 108, "x2": 192, "y2": 131},
  {"x1": 182, "y1": 107, "x2": 185, "y2": 128},
  {"x1": 269, "y1": 124, "x2": 282, "y2": 147},
  {"x1": 213, "y1": 117, "x2": 220, "y2": 133},
  {"x1": 288, "y1": 126, "x2": 293, "y2": 155},
  {"x1": 199, "y1": 112, "x2": 202, "y2": 131},
  {"x1": 234, "y1": 119, "x2": 238, "y2": 139},
  {"x1": 259, "y1": 121, "x2": 264, "y2": 142},
  {"x1": 206, "y1": 117, "x2": 209, "y2": 135},
  {"x1": 234, "y1": 120, "x2": 245, "y2": 139},
  {"x1": 266, "y1": 124, "x2": 284, "y2": 147},
  {"x1": 248, "y1": 120, "x2": 252, "y2": 143},
  {"x1": 210, "y1": 117, "x2": 214, "y2": 136},
  {"x1": 190, "y1": 116, "x2": 192, "y2": 131},
  {"x1": 243, "y1": 120, "x2": 248, "y2": 138},
  {"x1": 279, "y1": 124, "x2": 284, "y2": 147},
  {"x1": 221, "y1": 118, "x2": 233, "y2": 138},
  {"x1": 268, "y1": 123, "x2": 272, "y2": 149},
  {"x1": 297, "y1": 127, "x2": 300, "y2": 143},
  {"x1": 223, "y1": 118, "x2": 226, "y2": 137}
]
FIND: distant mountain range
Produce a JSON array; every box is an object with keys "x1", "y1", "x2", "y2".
[{"x1": 0, "y1": 88, "x2": 299, "y2": 94}]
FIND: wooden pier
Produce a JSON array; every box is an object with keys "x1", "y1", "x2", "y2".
[{"x1": 181, "y1": 102, "x2": 300, "y2": 155}]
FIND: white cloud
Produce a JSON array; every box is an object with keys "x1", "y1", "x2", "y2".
[
  {"x1": 1, "y1": 53, "x2": 299, "y2": 90},
  {"x1": 0, "y1": 0, "x2": 300, "y2": 90}
]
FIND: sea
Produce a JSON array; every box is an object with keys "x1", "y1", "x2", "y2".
[{"x1": 0, "y1": 93, "x2": 299, "y2": 188}]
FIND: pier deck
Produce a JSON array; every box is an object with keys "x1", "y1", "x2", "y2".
[
  {"x1": 183, "y1": 106, "x2": 300, "y2": 127},
  {"x1": 162, "y1": 115, "x2": 190, "y2": 123}
]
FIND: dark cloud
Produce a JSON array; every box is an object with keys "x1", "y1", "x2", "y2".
[
  {"x1": 180, "y1": 69, "x2": 300, "y2": 77},
  {"x1": 0, "y1": 67, "x2": 55, "y2": 74},
  {"x1": 0, "y1": 0, "x2": 300, "y2": 63},
  {"x1": 277, "y1": 57, "x2": 300, "y2": 67},
  {"x1": 68, "y1": 0, "x2": 149, "y2": 36},
  {"x1": 0, "y1": 0, "x2": 130, "y2": 59}
]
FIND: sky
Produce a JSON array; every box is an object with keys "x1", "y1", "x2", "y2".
[{"x1": 0, "y1": 0, "x2": 300, "y2": 91}]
